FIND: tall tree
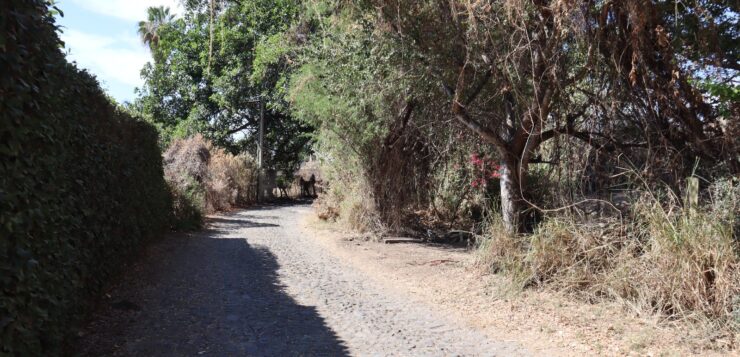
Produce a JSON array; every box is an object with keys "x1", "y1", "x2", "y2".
[
  {"x1": 136, "y1": 0, "x2": 312, "y2": 172},
  {"x1": 137, "y1": 6, "x2": 175, "y2": 51},
  {"x1": 289, "y1": 0, "x2": 738, "y2": 233}
]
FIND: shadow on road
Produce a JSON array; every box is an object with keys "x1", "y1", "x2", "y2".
[
  {"x1": 206, "y1": 216, "x2": 280, "y2": 228},
  {"x1": 75, "y1": 212, "x2": 349, "y2": 356}
]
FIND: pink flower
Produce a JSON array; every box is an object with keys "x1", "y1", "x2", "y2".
[
  {"x1": 471, "y1": 178, "x2": 488, "y2": 189},
  {"x1": 470, "y1": 153, "x2": 483, "y2": 166},
  {"x1": 490, "y1": 165, "x2": 502, "y2": 178}
]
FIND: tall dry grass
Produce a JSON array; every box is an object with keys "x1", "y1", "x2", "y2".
[
  {"x1": 313, "y1": 155, "x2": 384, "y2": 234},
  {"x1": 476, "y1": 178, "x2": 739, "y2": 339},
  {"x1": 205, "y1": 145, "x2": 258, "y2": 212},
  {"x1": 315, "y1": 173, "x2": 383, "y2": 233}
]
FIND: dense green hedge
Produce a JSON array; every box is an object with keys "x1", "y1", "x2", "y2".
[{"x1": 1, "y1": 1, "x2": 172, "y2": 354}]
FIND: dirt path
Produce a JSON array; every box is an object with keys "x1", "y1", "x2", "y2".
[
  {"x1": 300, "y1": 214, "x2": 730, "y2": 356},
  {"x1": 75, "y1": 204, "x2": 528, "y2": 356}
]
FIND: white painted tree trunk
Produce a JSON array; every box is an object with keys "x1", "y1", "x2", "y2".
[{"x1": 499, "y1": 161, "x2": 520, "y2": 234}]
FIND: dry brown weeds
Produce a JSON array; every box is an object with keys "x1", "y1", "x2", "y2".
[
  {"x1": 163, "y1": 135, "x2": 258, "y2": 224},
  {"x1": 476, "y1": 181, "x2": 739, "y2": 347}
]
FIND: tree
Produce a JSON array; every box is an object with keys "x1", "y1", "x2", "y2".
[
  {"x1": 136, "y1": 0, "x2": 312, "y2": 172},
  {"x1": 289, "y1": 0, "x2": 738, "y2": 233},
  {"x1": 285, "y1": 4, "x2": 440, "y2": 229},
  {"x1": 137, "y1": 6, "x2": 175, "y2": 51},
  {"x1": 353, "y1": 1, "x2": 580, "y2": 232}
]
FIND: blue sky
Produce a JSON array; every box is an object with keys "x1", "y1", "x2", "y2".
[{"x1": 56, "y1": 0, "x2": 183, "y2": 103}]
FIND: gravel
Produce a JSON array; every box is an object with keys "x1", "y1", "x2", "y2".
[{"x1": 75, "y1": 203, "x2": 528, "y2": 356}]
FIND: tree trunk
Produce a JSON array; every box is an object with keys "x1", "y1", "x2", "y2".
[{"x1": 499, "y1": 159, "x2": 524, "y2": 234}]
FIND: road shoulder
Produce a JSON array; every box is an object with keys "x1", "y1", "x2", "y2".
[{"x1": 300, "y1": 213, "x2": 723, "y2": 356}]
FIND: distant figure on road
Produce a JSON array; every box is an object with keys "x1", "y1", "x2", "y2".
[
  {"x1": 308, "y1": 174, "x2": 317, "y2": 197},
  {"x1": 300, "y1": 174, "x2": 317, "y2": 198}
]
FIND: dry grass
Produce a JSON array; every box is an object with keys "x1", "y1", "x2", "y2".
[
  {"x1": 475, "y1": 217, "x2": 526, "y2": 277},
  {"x1": 476, "y1": 179, "x2": 739, "y2": 347},
  {"x1": 526, "y1": 219, "x2": 628, "y2": 293},
  {"x1": 163, "y1": 135, "x2": 258, "y2": 228},
  {"x1": 312, "y1": 155, "x2": 385, "y2": 234},
  {"x1": 205, "y1": 145, "x2": 258, "y2": 212},
  {"x1": 314, "y1": 176, "x2": 383, "y2": 234},
  {"x1": 614, "y1": 196, "x2": 738, "y2": 320}
]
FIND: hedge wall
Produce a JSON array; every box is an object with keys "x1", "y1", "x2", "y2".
[{"x1": 1, "y1": 2, "x2": 172, "y2": 354}]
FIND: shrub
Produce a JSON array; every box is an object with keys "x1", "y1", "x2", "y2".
[
  {"x1": 163, "y1": 134, "x2": 212, "y2": 188},
  {"x1": 168, "y1": 179, "x2": 205, "y2": 231},
  {"x1": 1, "y1": 2, "x2": 171, "y2": 354},
  {"x1": 162, "y1": 134, "x2": 209, "y2": 228},
  {"x1": 429, "y1": 154, "x2": 477, "y2": 228},
  {"x1": 206, "y1": 146, "x2": 258, "y2": 212},
  {"x1": 311, "y1": 151, "x2": 384, "y2": 233},
  {"x1": 615, "y1": 187, "x2": 738, "y2": 320},
  {"x1": 163, "y1": 135, "x2": 258, "y2": 225},
  {"x1": 477, "y1": 179, "x2": 739, "y2": 331}
]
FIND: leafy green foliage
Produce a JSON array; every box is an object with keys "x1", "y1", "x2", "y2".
[
  {"x1": 0, "y1": 2, "x2": 171, "y2": 354},
  {"x1": 169, "y1": 178, "x2": 206, "y2": 231},
  {"x1": 286, "y1": 0, "x2": 739, "y2": 232},
  {"x1": 136, "y1": 0, "x2": 312, "y2": 172},
  {"x1": 287, "y1": 8, "x2": 414, "y2": 154},
  {"x1": 286, "y1": 6, "x2": 445, "y2": 229}
]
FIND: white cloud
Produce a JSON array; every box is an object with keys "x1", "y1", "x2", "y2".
[
  {"x1": 70, "y1": 0, "x2": 184, "y2": 22},
  {"x1": 61, "y1": 29, "x2": 150, "y2": 88},
  {"x1": 58, "y1": 1, "x2": 185, "y2": 101}
]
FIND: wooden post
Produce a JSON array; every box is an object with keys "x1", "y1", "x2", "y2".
[{"x1": 685, "y1": 176, "x2": 699, "y2": 216}]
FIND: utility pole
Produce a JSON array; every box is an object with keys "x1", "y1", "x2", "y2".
[
  {"x1": 256, "y1": 97, "x2": 264, "y2": 202},
  {"x1": 258, "y1": 96, "x2": 264, "y2": 168}
]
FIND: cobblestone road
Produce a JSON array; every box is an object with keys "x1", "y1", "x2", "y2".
[{"x1": 76, "y1": 203, "x2": 528, "y2": 356}]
